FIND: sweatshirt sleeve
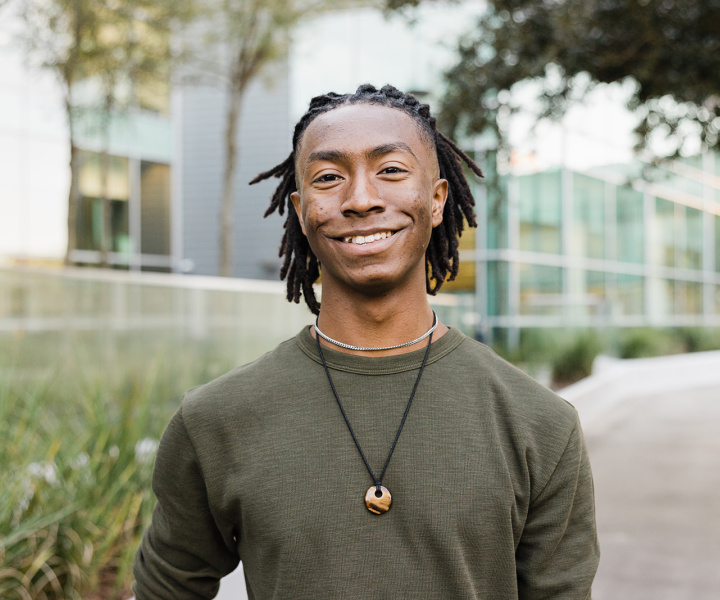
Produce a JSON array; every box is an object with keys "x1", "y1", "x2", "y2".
[
  {"x1": 133, "y1": 408, "x2": 240, "y2": 600},
  {"x1": 516, "y1": 413, "x2": 600, "y2": 600}
]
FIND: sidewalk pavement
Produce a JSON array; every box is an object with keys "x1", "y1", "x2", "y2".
[{"x1": 583, "y1": 384, "x2": 720, "y2": 600}]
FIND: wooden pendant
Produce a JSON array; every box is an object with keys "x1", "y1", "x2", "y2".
[{"x1": 365, "y1": 485, "x2": 392, "y2": 514}]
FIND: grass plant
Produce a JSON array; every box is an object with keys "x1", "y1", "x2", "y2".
[{"x1": 0, "y1": 331, "x2": 235, "y2": 599}]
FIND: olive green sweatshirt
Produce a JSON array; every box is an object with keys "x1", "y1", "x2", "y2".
[{"x1": 133, "y1": 327, "x2": 599, "y2": 599}]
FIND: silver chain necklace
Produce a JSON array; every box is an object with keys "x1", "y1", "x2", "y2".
[{"x1": 314, "y1": 311, "x2": 438, "y2": 352}]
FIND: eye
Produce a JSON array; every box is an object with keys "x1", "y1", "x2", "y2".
[
  {"x1": 379, "y1": 166, "x2": 407, "y2": 175},
  {"x1": 313, "y1": 173, "x2": 342, "y2": 184}
]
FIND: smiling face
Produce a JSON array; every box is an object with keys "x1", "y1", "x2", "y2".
[{"x1": 290, "y1": 103, "x2": 448, "y2": 299}]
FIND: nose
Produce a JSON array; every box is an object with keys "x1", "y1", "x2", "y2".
[{"x1": 340, "y1": 171, "x2": 385, "y2": 216}]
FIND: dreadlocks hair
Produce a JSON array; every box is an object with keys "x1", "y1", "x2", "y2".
[{"x1": 249, "y1": 83, "x2": 483, "y2": 315}]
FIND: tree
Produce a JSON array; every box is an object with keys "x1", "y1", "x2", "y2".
[
  {"x1": 17, "y1": 0, "x2": 103, "y2": 264},
  {"x1": 198, "y1": 0, "x2": 375, "y2": 278},
  {"x1": 15, "y1": 0, "x2": 194, "y2": 265},
  {"x1": 90, "y1": 0, "x2": 194, "y2": 266},
  {"x1": 437, "y1": 0, "x2": 720, "y2": 158}
]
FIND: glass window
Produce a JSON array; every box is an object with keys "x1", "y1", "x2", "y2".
[
  {"x1": 573, "y1": 174, "x2": 605, "y2": 259},
  {"x1": 518, "y1": 171, "x2": 562, "y2": 254},
  {"x1": 486, "y1": 175, "x2": 508, "y2": 250},
  {"x1": 658, "y1": 160, "x2": 704, "y2": 198},
  {"x1": 442, "y1": 227, "x2": 475, "y2": 292},
  {"x1": 655, "y1": 198, "x2": 675, "y2": 267},
  {"x1": 76, "y1": 197, "x2": 103, "y2": 251},
  {"x1": 566, "y1": 268, "x2": 606, "y2": 318},
  {"x1": 585, "y1": 269, "x2": 606, "y2": 316},
  {"x1": 715, "y1": 215, "x2": 720, "y2": 273},
  {"x1": 659, "y1": 279, "x2": 676, "y2": 316},
  {"x1": 616, "y1": 186, "x2": 644, "y2": 263},
  {"x1": 76, "y1": 151, "x2": 130, "y2": 253},
  {"x1": 140, "y1": 161, "x2": 171, "y2": 256},
  {"x1": 679, "y1": 207, "x2": 703, "y2": 270},
  {"x1": 519, "y1": 264, "x2": 563, "y2": 316},
  {"x1": 487, "y1": 260, "x2": 509, "y2": 316},
  {"x1": 675, "y1": 281, "x2": 702, "y2": 315},
  {"x1": 614, "y1": 273, "x2": 644, "y2": 315}
]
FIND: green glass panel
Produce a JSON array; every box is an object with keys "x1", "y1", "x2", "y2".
[
  {"x1": 715, "y1": 215, "x2": 720, "y2": 273},
  {"x1": 585, "y1": 270, "x2": 606, "y2": 316},
  {"x1": 110, "y1": 200, "x2": 130, "y2": 253},
  {"x1": 661, "y1": 279, "x2": 676, "y2": 316},
  {"x1": 75, "y1": 151, "x2": 130, "y2": 256},
  {"x1": 681, "y1": 207, "x2": 703, "y2": 270},
  {"x1": 518, "y1": 171, "x2": 561, "y2": 254},
  {"x1": 616, "y1": 186, "x2": 644, "y2": 263},
  {"x1": 486, "y1": 175, "x2": 508, "y2": 250},
  {"x1": 655, "y1": 198, "x2": 675, "y2": 267},
  {"x1": 76, "y1": 197, "x2": 103, "y2": 251},
  {"x1": 573, "y1": 174, "x2": 605, "y2": 259},
  {"x1": 140, "y1": 161, "x2": 171, "y2": 256},
  {"x1": 519, "y1": 264, "x2": 563, "y2": 316},
  {"x1": 614, "y1": 274, "x2": 644, "y2": 315},
  {"x1": 675, "y1": 281, "x2": 702, "y2": 315},
  {"x1": 487, "y1": 260, "x2": 509, "y2": 316}
]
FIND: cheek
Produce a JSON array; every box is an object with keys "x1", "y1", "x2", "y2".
[
  {"x1": 410, "y1": 193, "x2": 435, "y2": 228},
  {"x1": 303, "y1": 199, "x2": 330, "y2": 230}
]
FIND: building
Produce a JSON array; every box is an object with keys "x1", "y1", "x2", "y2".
[
  {"x1": 4, "y1": 1, "x2": 719, "y2": 346},
  {"x1": 467, "y1": 154, "x2": 720, "y2": 346},
  {"x1": 0, "y1": 10, "x2": 289, "y2": 280}
]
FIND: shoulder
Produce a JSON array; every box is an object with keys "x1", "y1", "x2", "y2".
[
  {"x1": 441, "y1": 332, "x2": 579, "y2": 449},
  {"x1": 179, "y1": 333, "x2": 312, "y2": 434},
  {"x1": 439, "y1": 333, "x2": 584, "y2": 498},
  {"x1": 444, "y1": 333, "x2": 574, "y2": 409}
]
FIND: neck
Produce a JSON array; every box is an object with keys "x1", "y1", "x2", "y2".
[{"x1": 314, "y1": 282, "x2": 447, "y2": 357}]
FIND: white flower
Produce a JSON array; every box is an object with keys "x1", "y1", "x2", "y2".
[
  {"x1": 27, "y1": 461, "x2": 59, "y2": 486},
  {"x1": 109, "y1": 445, "x2": 120, "y2": 459},
  {"x1": 73, "y1": 452, "x2": 90, "y2": 469},
  {"x1": 134, "y1": 438, "x2": 159, "y2": 465}
]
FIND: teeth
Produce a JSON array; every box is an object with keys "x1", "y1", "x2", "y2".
[{"x1": 342, "y1": 231, "x2": 392, "y2": 245}]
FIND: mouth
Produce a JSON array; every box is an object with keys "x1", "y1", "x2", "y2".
[{"x1": 340, "y1": 230, "x2": 395, "y2": 245}]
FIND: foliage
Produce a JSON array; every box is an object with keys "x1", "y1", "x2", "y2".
[
  {"x1": 436, "y1": 0, "x2": 720, "y2": 158},
  {"x1": 675, "y1": 327, "x2": 720, "y2": 353},
  {"x1": 616, "y1": 327, "x2": 682, "y2": 358},
  {"x1": 617, "y1": 327, "x2": 720, "y2": 358},
  {"x1": 550, "y1": 330, "x2": 602, "y2": 388},
  {"x1": 492, "y1": 327, "x2": 720, "y2": 385},
  {"x1": 0, "y1": 332, "x2": 235, "y2": 599}
]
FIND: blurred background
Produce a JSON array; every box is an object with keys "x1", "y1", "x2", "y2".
[{"x1": 1, "y1": 0, "x2": 719, "y2": 598}]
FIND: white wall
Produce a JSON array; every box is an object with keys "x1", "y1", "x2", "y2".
[{"x1": 0, "y1": 14, "x2": 69, "y2": 262}]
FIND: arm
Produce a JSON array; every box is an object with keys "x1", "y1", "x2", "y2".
[
  {"x1": 516, "y1": 414, "x2": 600, "y2": 600},
  {"x1": 133, "y1": 408, "x2": 240, "y2": 600}
]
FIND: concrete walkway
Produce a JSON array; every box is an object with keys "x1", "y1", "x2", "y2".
[
  {"x1": 583, "y1": 384, "x2": 720, "y2": 599},
  {"x1": 560, "y1": 350, "x2": 720, "y2": 599}
]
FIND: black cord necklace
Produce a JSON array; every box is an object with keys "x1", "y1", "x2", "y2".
[{"x1": 315, "y1": 320, "x2": 434, "y2": 515}]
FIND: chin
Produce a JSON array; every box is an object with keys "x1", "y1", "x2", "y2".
[{"x1": 339, "y1": 266, "x2": 425, "y2": 298}]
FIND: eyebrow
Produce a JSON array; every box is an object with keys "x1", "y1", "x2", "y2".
[
  {"x1": 367, "y1": 142, "x2": 417, "y2": 160},
  {"x1": 306, "y1": 142, "x2": 417, "y2": 166}
]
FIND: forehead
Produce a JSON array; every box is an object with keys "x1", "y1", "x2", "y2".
[{"x1": 296, "y1": 103, "x2": 434, "y2": 163}]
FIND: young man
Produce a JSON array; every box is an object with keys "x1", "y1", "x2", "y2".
[{"x1": 133, "y1": 84, "x2": 599, "y2": 599}]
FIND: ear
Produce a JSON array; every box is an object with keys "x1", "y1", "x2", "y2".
[
  {"x1": 290, "y1": 191, "x2": 306, "y2": 235},
  {"x1": 431, "y1": 179, "x2": 448, "y2": 228}
]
